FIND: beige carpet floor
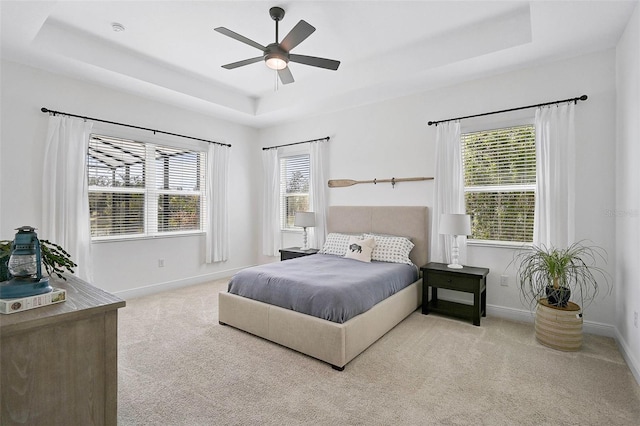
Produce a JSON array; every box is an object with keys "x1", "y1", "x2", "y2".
[{"x1": 117, "y1": 279, "x2": 640, "y2": 425}]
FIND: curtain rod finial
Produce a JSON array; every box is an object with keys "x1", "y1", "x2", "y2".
[
  {"x1": 580, "y1": 95, "x2": 588, "y2": 101},
  {"x1": 41, "y1": 107, "x2": 49, "y2": 113}
]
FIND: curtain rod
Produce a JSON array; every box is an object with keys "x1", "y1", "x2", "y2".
[
  {"x1": 262, "y1": 136, "x2": 330, "y2": 151},
  {"x1": 40, "y1": 107, "x2": 231, "y2": 147},
  {"x1": 427, "y1": 95, "x2": 588, "y2": 126}
]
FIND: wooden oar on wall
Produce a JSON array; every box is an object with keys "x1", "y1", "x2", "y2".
[{"x1": 328, "y1": 176, "x2": 433, "y2": 188}]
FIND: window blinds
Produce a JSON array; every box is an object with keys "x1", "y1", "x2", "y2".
[
  {"x1": 153, "y1": 146, "x2": 206, "y2": 233},
  {"x1": 87, "y1": 134, "x2": 206, "y2": 238},
  {"x1": 279, "y1": 154, "x2": 310, "y2": 230},
  {"x1": 462, "y1": 125, "x2": 536, "y2": 243}
]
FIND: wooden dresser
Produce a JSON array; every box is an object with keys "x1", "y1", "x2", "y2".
[{"x1": 0, "y1": 275, "x2": 125, "y2": 425}]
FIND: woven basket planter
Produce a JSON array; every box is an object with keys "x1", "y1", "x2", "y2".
[{"x1": 535, "y1": 298, "x2": 583, "y2": 351}]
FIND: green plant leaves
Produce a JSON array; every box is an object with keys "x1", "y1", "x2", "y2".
[{"x1": 512, "y1": 241, "x2": 611, "y2": 314}]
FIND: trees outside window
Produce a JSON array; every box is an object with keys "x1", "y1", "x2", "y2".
[
  {"x1": 87, "y1": 134, "x2": 206, "y2": 239},
  {"x1": 279, "y1": 155, "x2": 310, "y2": 230},
  {"x1": 462, "y1": 125, "x2": 536, "y2": 243}
]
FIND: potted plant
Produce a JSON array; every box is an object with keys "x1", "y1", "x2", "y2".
[
  {"x1": 512, "y1": 241, "x2": 611, "y2": 351},
  {"x1": 514, "y1": 241, "x2": 610, "y2": 310},
  {"x1": 0, "y1": 239, "x2": 76, "y2": 282}
]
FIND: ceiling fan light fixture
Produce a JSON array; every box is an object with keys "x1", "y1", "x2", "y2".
[{"x1": 265, "y1": 54, "x2": 288, "y2": 70}]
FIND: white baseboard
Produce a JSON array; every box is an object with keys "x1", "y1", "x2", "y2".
[
  {"x1": 582, "y1": 319, "x2": 618, "y2": 338},
  {"x1": 615, "y1": 329, "x2": 640, "y2": 386},
  {"x1": 486, "y1": 304, "x2": 535, "y2": 324},
  {"x1": 486, "y1": 304, "x2": 617, "y2": 338},
  {"x1": 113, "y1": 266, "x2": 250, "y2": 300}
]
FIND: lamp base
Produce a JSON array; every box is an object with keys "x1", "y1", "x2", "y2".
[
  {"x1": 0, "y1": 277, "x2": 52, "y2": 299},
  {"x1": 448, "y1": 235, "x2": 463, "y2": 269},
  {"x1": 301, "y1": 227, "x2": 309, "y2": 250}
]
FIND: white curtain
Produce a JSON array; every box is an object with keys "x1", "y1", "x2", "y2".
[
  {"x1": 206, "y1": 143, "x2": 230, "y2": 263},
  {"x1": 42, "y1": 115, "x2": 94, "y2": 282},
  {"x1": 309, "y1": 140, "x2": 328, "y2": 250},
  {"x1": 534, "y1": 102, "x2": 576, "y2": 248},
  {"x1": 262, "y1": 148, "x2": 280, "y2": 256},
  {"x1": 430, "y1": 121, "x2": 467, "y2": 263}
]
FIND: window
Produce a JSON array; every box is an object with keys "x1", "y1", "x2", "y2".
[
  {"x1": 462, "y1": 125, "x2": 536, "y2": 243},
  {"x1": 87, "y1": 134, "x2": 207, "y2": 239},
  {"x1": 279, "y1": 154, "x2": 310, "y2": 230}
]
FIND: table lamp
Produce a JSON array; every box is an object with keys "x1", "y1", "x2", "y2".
[
  {"x1": 0, "y1": 226, "x2": 52, "y2": 298},
  {"x1": 439, "y1": 214, "x2": 471, "y2": 269},
  {"x1": 294, "y1": 212, "x2": 315, "y2": 250}
]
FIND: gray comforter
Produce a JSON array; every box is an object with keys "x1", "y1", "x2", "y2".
[{"x1": 227, "y1": 254, "x2": 418, "y2": 323}]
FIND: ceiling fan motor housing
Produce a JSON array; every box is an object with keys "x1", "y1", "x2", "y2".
[
  {"x1": 264, "y1": 43, "x2": 289, "y2": 68},
  {"x1": 269, "y1": 7, "x2": 285, "y2": 22}
]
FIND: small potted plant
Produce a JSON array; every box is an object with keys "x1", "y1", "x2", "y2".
[
  {"x1": 512, "y1": 240, "x2": 611, "y2": 350},
  {"x1": 514, "y1": 241, "x2": 610, "y2": 311},
  {"x1": 1, "y1": 239, "x2": 76, "y2": 282}
]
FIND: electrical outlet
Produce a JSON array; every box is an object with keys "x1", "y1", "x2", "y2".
[
  {"x1": 500, "y1": 275, "x2": 509, "y2": 287},
  {"x1": 634, "y1": 311, "x2": 638, "y2": 328},
  {"x1": 158, "y1": 259, "x2": 165, "y2": 268}
]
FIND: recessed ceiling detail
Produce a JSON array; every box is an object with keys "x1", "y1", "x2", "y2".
[{"x1": 0, "y1": 1, "x2": 635, "y2": 128}]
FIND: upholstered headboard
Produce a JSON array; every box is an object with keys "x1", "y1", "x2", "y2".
[{"x1": 327, "y1": 206, "x2": 429, "y2": 267}]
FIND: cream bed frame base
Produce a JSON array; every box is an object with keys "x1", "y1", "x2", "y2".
[{"x1": 218, "y1": 206, "x2": 429, "y2": 370}]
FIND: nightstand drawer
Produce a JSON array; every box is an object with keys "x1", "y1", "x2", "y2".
[
  {"x1": 279, "y1": 247, "x2": 319, "y2": 261},
  {"x1": 427, "y1": 272, "x2": 478, "y2": 292},
  {"x1": 281, "y1": 251, "x2": 309, "y2": 261}
]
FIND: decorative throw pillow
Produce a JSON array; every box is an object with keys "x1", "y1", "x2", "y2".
[
  {"x1": 344, "y1": 237, "x2": 376, "y2": 263},
  {"x1": 320, "y1": 233, "x2": 359, "y2": 256},
  {"x1": 363, "y1": 233, "x2": 414, "y2": 265}
]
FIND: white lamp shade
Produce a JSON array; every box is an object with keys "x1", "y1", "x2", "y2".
[
  {"x1": 439, "y1": 214, "x2": 471, "y2": 236},
  {"x1": 294, "y1": 212, "x2": 315, "y2": 228}
]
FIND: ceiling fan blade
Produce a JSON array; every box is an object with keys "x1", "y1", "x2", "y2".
[
  {"x1": 278, "y1": 67, "x2": 295, "y2": 85},
  {"x1": 289, "y1": 54, "x2": 340, "y2": 71},
  {"x1": 214, "y1": 27, "x2": 266, "y2": 51},
  {"x1": 221, "y1": 57, "x2": 264, "y2": 70},
  {"x1": 280, "y1": 20, "x2": 315, "y2": 52}
]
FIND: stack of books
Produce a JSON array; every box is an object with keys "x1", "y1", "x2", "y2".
[{"x1": 0, "y1": 288, "x2": 66, "y2": 314}]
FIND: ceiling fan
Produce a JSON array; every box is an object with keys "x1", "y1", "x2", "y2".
[{"x1": 214, "y1": 6, "x2": 340, "y2": 85}]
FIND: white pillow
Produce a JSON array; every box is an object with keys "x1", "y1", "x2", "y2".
[
  {"x1": 344, "y1": 237, "x2": 376, "y2": 263},
  {"x1": 363, "y1": 233, "x2": 414, "y2": 265},
  {"x1": 320, "y1": 233, "x2": 359, "y2": 256}
]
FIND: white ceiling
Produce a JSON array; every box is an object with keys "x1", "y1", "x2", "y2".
[{"x1": 1, "y1": 1, "x2": 637, "y2": 128}]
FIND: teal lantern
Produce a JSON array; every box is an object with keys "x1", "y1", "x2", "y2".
[{"x1": 0, "y1": 226, "x2": 52, "y2": 299}]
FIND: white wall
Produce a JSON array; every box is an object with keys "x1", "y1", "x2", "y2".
[
  {"x1": 0, "y1": 34, "x2": 629, "y2": 349},
  {"x1": 615, "y1": 3, "x2": 640, "y2": 382},
  {"x1": 0, "y1": 20, "x2": 634, "y2": 379},
  {"x1": 0, "y1": 60, "x2": 260, "y2": 297},
  {"x1": 258, "y1": 49, "x2": 619, "y2": 332}
]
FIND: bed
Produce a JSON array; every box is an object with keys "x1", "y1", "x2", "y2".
[{"x1": 218, "y1": 206, "x2": 429, "y2": 370}]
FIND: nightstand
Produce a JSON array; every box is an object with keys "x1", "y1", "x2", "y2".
[
  {"x1": 421, "y1": 262, "x2": 489, "y2": 326},
  {"x1": 279, "y1": 247, "x2": 319, "y2": 261}
]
